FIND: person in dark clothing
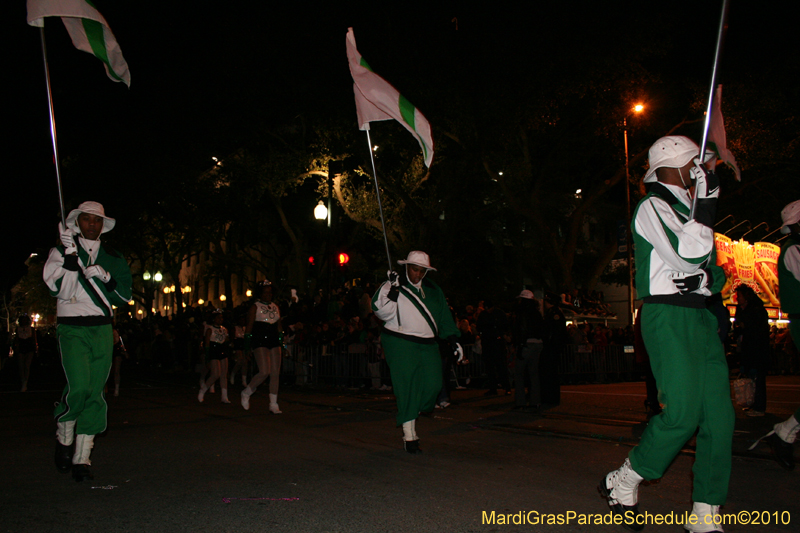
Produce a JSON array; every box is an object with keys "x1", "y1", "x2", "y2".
[
  {"x1": 477, "y1": 299, "x2": 510, "y2": 395},
  {"x1": 540, "y1": 292, "x2": 566, "y2": 406},
  {"x1": 734, "y1": 284, "x2": 770, "y2": 416},
  {"x1": 513, "y1": 290, "x2": 544, "y2": 409}
]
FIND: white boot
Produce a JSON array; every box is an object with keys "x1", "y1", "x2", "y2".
[
  {"x1": 198, "y1": 382, "x2": 209, "y2": 403},
  {"x1": 750, "y1": 415, "x2": 799, "y2": 470},
  {"x1": 241, "y1": 386, "x2": 252, "y2": 410},
  {"x1": 269, "y1": 393, "x2": 282, "y2": 414},
  {"x1": 401, "y1": 421, "x2": 421, "y2": 454},
  {"x1": 685, "y1": 502, "x2": 723, "y2": 532},
  {"x1": 55, "y1": 420, "x2": 76, "y2": 472},
  {"x1": 72, "y1": 434, "x2": 95, "y2": 482},
  {"x1": 600, "y1": 458, "x2": 644, "y2": 531},
  {"x1": 774, "y1": 415, "x2": 800, "y2": 443},
  {"x1": 56, "y1": 420, "x2": 76, "y2": 446},
  {"x1": 73, "y1": 434, "x2": 94, "y2": 465},
  {"x1": 402, "y1": 421, "x2": 414, "y2": 442}
]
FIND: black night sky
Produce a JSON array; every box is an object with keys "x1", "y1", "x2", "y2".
[{"x1": 4, "y1": 1, "x2": 799, "y2": 290}]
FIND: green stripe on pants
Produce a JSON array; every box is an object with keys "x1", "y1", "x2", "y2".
[
  {"x1": 54, "y1": 323, "x2": 113, "y2": 435},
  {"x1": 630, "y1": 303, "x2": 734, "y2": 505}
]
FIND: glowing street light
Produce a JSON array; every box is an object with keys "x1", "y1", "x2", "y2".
[
  {"x1": 624, "y1": 103, "x2": 646, "y2": 324},
  {"x1": 314, "y1": 200, "x2": 328, "y2": 221}
]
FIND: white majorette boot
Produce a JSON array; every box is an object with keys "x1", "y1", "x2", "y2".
[
  {"x1": 685, "y1": 502, "x2": 724, "y2": 533},
  {"x1": 599, "y1": 458, "x2": 644, "y2": 531},
  {"x1": 72, "y1": 434, "x2": 95, "y2": 482},
  {"x1": 241, "y1": 386, "x2": 252, "y2": 410},
  {"x1": 198, "y1": 382, "x2": 209, "y2": 403},
  {"x1": 55, "y1": 420, "x2": 76, "y2": 473},
  {"x1": 750, "y1": 414, "x2": 799, "y2": 470},
  {"x1": 269, "y1": 393, "x2": 282, "y2": 414}
]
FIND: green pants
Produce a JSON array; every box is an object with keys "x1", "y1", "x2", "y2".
[
  {"x1": 382, "y1": 335, "x2": 441, "y2": 426},
  {"x1": 53, "y1": 323, "x2": 113, "y2": 435},
  {"x1": 630, "y1": 304, "x2": 734, "y2": 505}
]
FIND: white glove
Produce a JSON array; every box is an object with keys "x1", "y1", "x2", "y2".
[
  {"x1": 58, "y1": 222, "x2": 77, "y2": 254},
  {"x1": 387, "y1": 270, "x2": 400, "y2": 287},
  {"x1": 84, "y1": 265, "x2": 111, "y2": 283},
  {"x1": 454, "y1": 342, "x2": 464, "y2": 363},
  {"x1": 690, "y1": 158, "x2": 719, "y2": 199}
]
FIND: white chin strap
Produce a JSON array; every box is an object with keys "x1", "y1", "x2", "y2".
[
  {"x1": 678, "y1": 168, "x2": 691, "y2": 192},
  {"x1": 405, "y1": 265, "x2": 427, "y2": 297},
  {"x1": 79, "y1": 233, "x2": 101, "y2": 251}
]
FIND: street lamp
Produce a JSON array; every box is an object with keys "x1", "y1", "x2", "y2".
[
  {"x1": 142, "y1": 271, "x2": 163, "y2": 317},
  {"x1": 314, "y1": 200, "x2": 328, "y2": 221},
  {"x1": 624, "y1": 103, "x2": 645, "y2": 325}
]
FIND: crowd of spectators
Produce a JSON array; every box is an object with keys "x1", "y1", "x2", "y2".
[{"x1": 5, "y1": 281, "x2": 799, "y2": 390}]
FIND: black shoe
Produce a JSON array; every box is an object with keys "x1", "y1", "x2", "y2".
[
  {"x1": 597, "y1": 476, "x2": 644, "y2": 532},
  {"x1": 484, "y1": 389, "x2": 498, "y2": 396},
  {"x1": 767, "y1": 433, "x2": 795, "y2": 471},
  {"x1": 55, "y1": 439, "x2": 73, "y2": 473},
  {"x1": 72, "y1": 464, "x2": 93, "y2": 482},
  {"x1": 403, "y1": 439, "x2": 422, "y2": 454}
]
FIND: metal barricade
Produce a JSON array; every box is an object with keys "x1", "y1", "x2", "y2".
[{"x1": 280, "y1": 341, "x2": 641, "y2": 387}]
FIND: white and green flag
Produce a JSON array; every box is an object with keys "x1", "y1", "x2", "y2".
[
  {"x1": 708, "y1": 85, "x2": 740, "y2": 181},
  {"x1": 27, "y1": 0, "x2": 130, "y2": 87},
  {"x1": 346, "y1": 28, "x2": 433, "y2": 167}
]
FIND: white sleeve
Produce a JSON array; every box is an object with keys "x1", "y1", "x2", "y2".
[
  {"x1": 634, "y1": 197, "x2": 714, "y2": 273},
  {"x1": 42, "y1": 247, "x2": 80, "y2": 301},
  {"x1": 785, "y1": 244, "x2": 800, "y2": 281},
  {"x1": 372, "y1": 282, "x2": 397, "y2": 322}
]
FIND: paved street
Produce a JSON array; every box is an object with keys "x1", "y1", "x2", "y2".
[{"x1": 3, "y1": 370, "x2": 799, "y2": 532}]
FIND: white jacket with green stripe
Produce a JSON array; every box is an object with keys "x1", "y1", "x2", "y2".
[
  {"x1": 632, "y1": 182, "x2": 725, "y2": 299},
  {"x1": 43, "y1": 238, "x2": 133, "y2": 326},
  {"x1": 372, "y1": 278, "x2": 459, "y2": 343}
]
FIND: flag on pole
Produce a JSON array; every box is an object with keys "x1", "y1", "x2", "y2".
[
  {"x1": 27, "y1": 0, "x2": 131, "y2": 87},
  {"x1": 346, "y1": 28, "x2": 433, "y2": 167},
  {"x1": 707, "y1": 85, "x2": 740, "y2": 181}
]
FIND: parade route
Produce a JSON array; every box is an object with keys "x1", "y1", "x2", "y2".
[{"x1": 3, "y1": 374, "x2": 799, "y2": 532}]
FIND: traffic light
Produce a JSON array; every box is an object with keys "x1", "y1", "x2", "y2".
[
  {"x1": 308, "y1": 256, "x2": 315, "y2": 266},
  {"x1": 338, "y1": 253, "x2": 349, "y2": 266}
]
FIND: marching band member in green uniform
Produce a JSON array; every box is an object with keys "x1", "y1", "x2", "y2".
[
  {"x1": 44, "y1": 201, "x2": 132, "y2": 482},
  {"x1": 372, "y1": 251, "x2": 462, "y2": 454},
  {"x1": 599, "y1": 137, "x2": 731, "y2": 532}
]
